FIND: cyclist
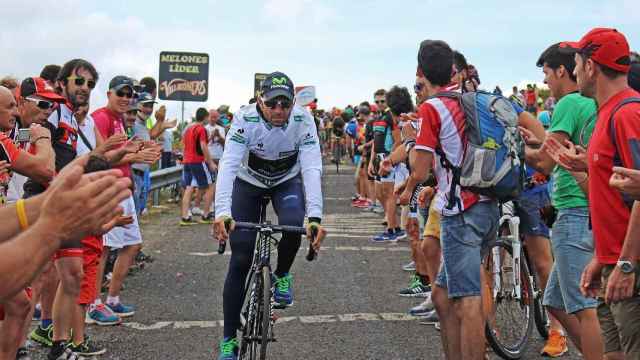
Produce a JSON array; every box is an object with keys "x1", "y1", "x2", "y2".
[
  {"x1": 331, "y1": 114, "x2": 346, "y2": 164},
  {"x1": 212, "y1": 72, "x2": 326, "y2": 360}
]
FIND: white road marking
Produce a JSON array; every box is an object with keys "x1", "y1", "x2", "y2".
[
  {"x1": 122, "y1": 312, "x2": 419, "y2": 331},
  {"x1": 188, "y1": 245, "x2": 409, "y2": 257}
]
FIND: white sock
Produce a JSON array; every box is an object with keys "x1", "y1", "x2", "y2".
[{"x1": 106, "y1": 296, "x2": 120, "y2": 306}]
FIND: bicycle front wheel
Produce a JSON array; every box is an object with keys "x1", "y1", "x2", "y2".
[
  {"x1": 260, "y1": 266, "x2": 272, "y2": 360},
  {"x1": 240, "y1": 268, "x2": 263, "y2": 360},
  {"x1": 483, "y1": 242, "x2": 535, "y2": 359}
]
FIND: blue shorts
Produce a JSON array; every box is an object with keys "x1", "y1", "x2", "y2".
[
  {"x1": 182, "y1": 163, "x2": 213, "y2": 188},
  {"x1": 353, "y1": 154, "x2": 362, "y2": 167},
  {"x1": 543, "y1": 207, "x2": 598, "y2": 314},
  {"x1": 436, "y1": 201, "x2": 499, "y2": 298},
  {"x1": 515, "y1": 185, "x2": 550, "y2": 238}
]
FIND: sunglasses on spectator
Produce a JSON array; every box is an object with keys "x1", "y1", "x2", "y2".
[
  {"x1": 375, "y1": 100, "x2": 386, "y2": 104},
  {"x1": 114, "y1": 89, "x2": 134, "y2": 99},
  {"x1": 67, "y1": 76, "x2": 96, "y2": 89},
  {"x1": 414, "y1": 83, "x2": 425, "y2": 93},
  {"x1": 25, "y1": 97, "x2": 55, "y2": 110},
  {"x1": 263, "y1": 98, "x2": 292, "y2": 109}
]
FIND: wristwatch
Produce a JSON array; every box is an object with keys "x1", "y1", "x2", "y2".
[{"x1": 616, "y1": 260, "x2": 636, "y2": 274}]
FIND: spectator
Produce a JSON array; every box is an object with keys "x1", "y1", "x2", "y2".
[
  {"x1": 401, "y1": 40, "x2": 499, "y2": 359},
  {"x1": 559, "y1": 28, "x2": 640, "y2": 359},
  {"x1": 91, "y1": 75, "x2": 158, "y2": 328},
  {"x1": 39, "y1": 65, "x2": 61, "y2": 90},
  {"x1": 180, "y1": 108, "x2": 217, "y2": 225},
  {"x1": 131, "y1": 92, "x2": 172, "y2": 215},
  {"x1": 524, "y1": 42, "x2": 602, "y2": 359}
]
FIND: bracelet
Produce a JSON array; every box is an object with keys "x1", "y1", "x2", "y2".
[{"x1": 16, "y1": 199, "x2": 29, "y2": 230}]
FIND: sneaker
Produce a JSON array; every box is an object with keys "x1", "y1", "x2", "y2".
[
  {"x1": 402, "y1": 261, "x2": 416, "y2": 272},
  {"x1": 418, "y1": 310, "x2": 440, "y2": 324},
  {"x1": 86, "y1": 304, "x2": 121, "y2": 326},
  {"x1": 29, "y1": 324, "x2": 53, "y2": 347},
  {"x1": 16, "y1": 347, "x2": 31, "y2": 360},
  {"x1": 371, "y1": 230, "x2": 398, "y2": 243},
  {"x1": 217, "y1": 337, "x2": 239, "y2": 360},
  {"x1": 47, "y1": 343, "x2": 80, "y2": 360},
  {"x1": 540, "y1": 329, "x2": 568, "y2": 357},
  {"x1": 218, "y1": 240, "x2": 226, "y2": 254},
  {"x1": 32, "y1": 303, "x2": 41, "y2": 321},
  {"x1": 273, "y1": 273, "x2": 294, "y2": 307},
  {"x1": 372, "y1": 204, "x2": 385, "y2": 214},
  {"x1": 352, "y1": 199, "x2": 370, "y2": 208},
  {"x1": 434, "y1": 322, "x2": 441, "y2": 331},
  {"x1": 191, "y1": 207, "x2": 204, "y2": 216},
  {"x1": 136, "y1": 251, "x2": 154, "y2": 263},
  {"x1": 179, "y1": 217, "x2": 198, "y2": 226},
  {"x1": 398, "y1": 275, "x2": 431, "y2": 297},
  {"x1": 200, "y1": 212, "x2": 215, "y2": 224},
  {"x1": 106, "y1": 302, "x2": 135, "y2": 318},
  {"x1": 395, "y1": 229, "x2": 407, "y2": 240},
  {"x1": 409, "y1": 296, "x2": 434, "y2": 317},
  {"x1": 68, "y1": 339, "x2": 106, "y2": 356}
]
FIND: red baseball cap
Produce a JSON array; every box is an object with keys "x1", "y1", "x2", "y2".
[
  {"x1": 560, "y1": 28, "x2": 631, "y2": 73},
  {"x1": 20, "y1": 77, "x2": 65, "y2": 102}
]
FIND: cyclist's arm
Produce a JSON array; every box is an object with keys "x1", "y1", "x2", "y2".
[
  {"x1": 214, "y1": 118, "x2": 248, "y2": 219},
  {"x1": 299, "y1": 118, "x2": 323, "y2": 222}
]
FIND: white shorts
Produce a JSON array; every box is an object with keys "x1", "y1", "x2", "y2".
[
  {"x1": 394, "y1": 163, "x2": 409, "y2": 187},
  {"x1": 104, "y1": 196, "x2": 142, "y2": 249}
]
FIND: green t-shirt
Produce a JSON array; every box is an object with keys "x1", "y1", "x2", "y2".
[{"x1": 548, "y1": 92, "x2": 597, "y2": 209}]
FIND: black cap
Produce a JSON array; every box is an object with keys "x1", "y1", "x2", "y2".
[
  {"x1": 109, "y1": 75, "x2": 134, "y2": 91},
  {"x1": 260, "y1": 71, "x2": 294, "y2": 101}
]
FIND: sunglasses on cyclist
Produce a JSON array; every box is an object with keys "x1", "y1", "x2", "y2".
[
  {"x1": 263, "y1": 98, "x2": 292, "y2": 110},
  {"x1": 67, "y1": 76, "x2": 96, "y2": 89},
  {"x1": 25, "y1": 97, "x2": 55, "y2": 110},
  {"x1": 375, "y1": 100, "x2": 386, "y2": 104},
  {"x1": 114, "y1": 89, "x2": 134, "y2": 99}
]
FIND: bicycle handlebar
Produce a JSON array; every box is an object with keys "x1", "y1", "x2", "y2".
[{"x1": 233, "y1": 222, "x2": 317, "y2": 261}]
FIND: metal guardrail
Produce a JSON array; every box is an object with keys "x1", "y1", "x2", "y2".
[{"x1": 149, "y1": 165, "x2": 182, "y2": 206}]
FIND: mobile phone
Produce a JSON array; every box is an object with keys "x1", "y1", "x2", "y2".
[{"x1": 16, "y1": 128, "x2": 30, "y2": 143}]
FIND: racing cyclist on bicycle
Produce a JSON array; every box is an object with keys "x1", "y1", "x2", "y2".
[{"x1": 213, "y1": 72, "x2": 326, "y2": 360}]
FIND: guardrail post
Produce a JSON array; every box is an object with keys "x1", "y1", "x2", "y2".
[{"x1": 153, "y1": 189, "x2": 160, "y2": 207}]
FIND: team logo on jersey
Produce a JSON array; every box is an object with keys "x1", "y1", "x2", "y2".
[
  {"x1": 244, "y1": 115, "x2": 259, "y2": 123},
  {"x1": 279, "y1": 150, "x2": 297, "y2": 157},
  {"x1": 293, "y1": 115, "x2": 304, "y2": 122},
  {"x1": 230, "y1": 129, "x2": 245, "y2": 144}
]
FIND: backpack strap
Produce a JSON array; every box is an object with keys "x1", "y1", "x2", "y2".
[
  {"x1": 77, "y1": 128, "x2": 93, "y2": 151},
  {"x1": 609, "y1": 97, "x2": 640, "y2": 209},
  {"x1": 429, "y1": 92, "x2": 465, "y2": 210}
]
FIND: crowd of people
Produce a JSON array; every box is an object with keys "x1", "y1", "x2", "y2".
[
  {"x1": 1, "y1": 26, "x2": 640, "y2": 360},
  {"x1": 315, "y1": 28, "x2": 640, "y2": 360}
]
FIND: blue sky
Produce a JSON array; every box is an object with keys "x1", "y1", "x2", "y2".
[{"x1": 1, "y1": 0, "x2": 638, "y2": 121}]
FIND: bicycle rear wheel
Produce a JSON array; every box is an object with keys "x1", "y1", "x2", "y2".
[
  {"x1": 533, "y1": 294, "x2": 549, "y2": 340},
  {"x1": 334, "y1": 143, "x2": 342, "y2": 173},
  {"x1": 483, "y1": 242, "x2": 535, "y2": 359}
]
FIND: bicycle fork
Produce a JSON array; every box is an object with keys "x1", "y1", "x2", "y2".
[{"x1": 497, "y1": 215, "x2": 522, "y2": 301}]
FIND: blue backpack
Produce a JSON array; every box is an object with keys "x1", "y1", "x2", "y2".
[{"x1": 435, "y1": 90, "x2": 526, "y2": 209}]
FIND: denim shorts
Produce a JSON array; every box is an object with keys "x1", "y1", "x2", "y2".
[
  {"x1": 515, "y1": 186, "x2": 550, "y2": 238},
  {"x1": 436, "y1": 201, "x2": 499, "y2": 298},
  {"x1": 543, "y1": 207, "x2": 598, "y2": 314}
]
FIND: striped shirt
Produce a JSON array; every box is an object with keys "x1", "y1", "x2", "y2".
[{"x1": 415, "y1": 95, "x2": 481, "y2": 216}]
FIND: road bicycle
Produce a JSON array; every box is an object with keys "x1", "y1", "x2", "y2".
[
  {"x1": 232, "y1": 196, "x2": 317, "y2": 360},
  {"x1": 482, "y1": 205, "x2": 549, "y2": 359}
]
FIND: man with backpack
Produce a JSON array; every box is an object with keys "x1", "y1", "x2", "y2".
[
  {"x1": 557, "y1": 28, "x2": 640, "y2": 359},
  {"x1": 400, "y1": 39, "x2": 501, "y2": 359}
]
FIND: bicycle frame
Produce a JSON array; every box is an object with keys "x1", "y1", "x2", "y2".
[{"x1": 492, "y1": 214, "x2": 522, "y2": 301}]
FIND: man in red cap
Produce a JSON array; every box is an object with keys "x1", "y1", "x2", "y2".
[{"x1": 555, "y1": 28, "x2": 640, "y2": 358}]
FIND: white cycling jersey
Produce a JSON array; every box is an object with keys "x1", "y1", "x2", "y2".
[{"x1": 214, "y1": 103, "x2": 323, "y2": 220}]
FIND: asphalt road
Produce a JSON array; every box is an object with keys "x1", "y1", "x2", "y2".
[{"x1": 31, "y1": 162, "x2": 581, "y2": 360}]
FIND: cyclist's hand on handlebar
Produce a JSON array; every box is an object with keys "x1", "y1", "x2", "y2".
[
  {"x1": 306, "y1": 222, "x2": 326, "y2": 252},
  {"x1": 214, "y1": 216, "x2": 235, "y2": 241}
]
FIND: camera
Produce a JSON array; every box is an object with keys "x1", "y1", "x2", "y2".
[{"x1": 15, "y1": 128, "x2": 31, "y2": 143}]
